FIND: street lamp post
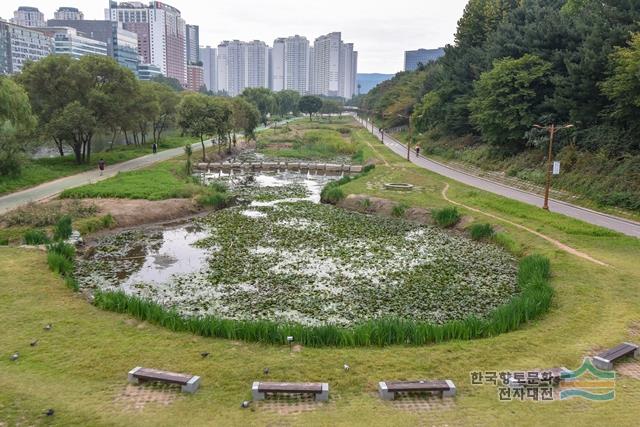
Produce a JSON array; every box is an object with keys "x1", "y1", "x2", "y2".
[{"x1": 533, "y1": 123, "x2": 574, "y2": 210}]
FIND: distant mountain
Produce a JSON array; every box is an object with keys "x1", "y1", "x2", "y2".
[{"x1": 357, "y1": 73, "x2": 394, "y2": 95}]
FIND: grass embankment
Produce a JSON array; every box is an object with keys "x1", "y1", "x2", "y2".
[
  {"x1": 0, "y1": 134, "x2": 195, "y2": 196},
  {"x1": 1, "y1": 117, "x2": 640, "y2": 425},
  {"x1": 257, "y1": 117, "x2": 365, "y2": 162}
]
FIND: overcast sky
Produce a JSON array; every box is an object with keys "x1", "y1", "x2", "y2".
[{"x1": 1, "y1": 1, "x2": 468, "y2": 73}]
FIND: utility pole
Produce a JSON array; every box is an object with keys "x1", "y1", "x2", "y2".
[
  {"x1": 533, "y1": 123, "x2": 573, "y2": 210},
  {"x1": 407, "y1": 115, "x2": 413, "y2": 161}
]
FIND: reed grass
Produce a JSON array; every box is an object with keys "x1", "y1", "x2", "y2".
[
  {"x1": 53, "y1": 215, "x2": 73, "y2": 241},
  {"x1": 93, "y1": 254, "x2": 552, "y2": 347},
  {"x1": 470, "y1": 223, "x2": 495, "y2": 241},
  {"x1": 433, "y1": 206, "x2": 461, "y2": 228},
  {"x1": 23, "y1": 229, "x2": 49, "y2": 245}
]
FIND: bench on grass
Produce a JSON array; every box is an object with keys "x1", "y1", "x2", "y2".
[
  {"x1": 252, "y1": 382, "x2": 329, "y2": 401},
  {"x1": 593, "y1": 342, "x2": 639, "y2": 371},
  {"x1": 378, "y1": 380, "x2": 456, "y2": 401},
  {"x1": 128, "y1": 367, "x2": 201, "y2": 393}
]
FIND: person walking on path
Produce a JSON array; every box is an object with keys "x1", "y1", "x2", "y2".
[
  {"x1": 415, "y1": 146, "x2": 421, "y2": 158},
  {"x1": 98, "y1": 158, "x2": 105, "y2": 176},
  {"x1": 152, "y1": 142, "x2": 158, "y2": 154}
]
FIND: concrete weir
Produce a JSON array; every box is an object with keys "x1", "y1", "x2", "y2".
[{"x1": 196, "y1": 161, "x2": 363, "y2": 174}]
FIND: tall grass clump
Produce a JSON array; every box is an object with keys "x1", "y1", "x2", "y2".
[
  {"x1": 432, "y1": 206, "x2": 461, "y2": 228},
  {"x1": 46, "y1": 241, "x2": 78, "y2": 291},
  {"x1": 392, "y1": 202, "x2": 409, "y2": 218},
  {"x1": 197, "y1": 191, "x2": 230, "y2": 209},
  {"x1": 362, "y1": 164, "x2": 376, "y2": 173},
  {"x1": 93, "y1": 255, "x2": 552, "y2": 347},
  {"x1": 0, "y1": 238, "x2": 8, "y2": 246},
  {"x1": 23, "y1": 229, "x2": 49, "y2": 245},
  {"x1": 470, "y1": 223, "x2": 494, "y2": 241},
  {"x1": 53, "y1": 215, "x2": 73, "y2": 241}
]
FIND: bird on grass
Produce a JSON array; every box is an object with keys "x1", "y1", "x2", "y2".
[
  {"x1": 30, "y1": 339, "x2": 39, "y2": 347},
  {"x1": 241, "y1": 400, "x2": 251, "y2": 409},
  {"x1": 200, "y1": 352, "x2": 210, "y2": 358},
  {"x1": 10, "y1": 352, "x2": 19, "y2": 361},
  {"x1": 44, "y1": 409, "x2": 55, "y2": 417},
  {"x1": 263, "y1": 367, "x2": 269, "y2": 376},
  {"x1": 44, "y1": 324, "x2": 52, "y2": 331},
  {"x1": 343, "y1": 363, "x2": 350, "y2": 372}
]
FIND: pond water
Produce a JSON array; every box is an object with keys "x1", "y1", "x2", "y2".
[{"x1": 76, "y1": 171, "x2": 519, "y2": 327}]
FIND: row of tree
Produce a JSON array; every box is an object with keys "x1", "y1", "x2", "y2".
[
  {"x1": 362, "y1": 0, "x2": 640, "y2": 154},
  {"x1": 0, "y1": 54, "x2": 345, "y2": 176}
]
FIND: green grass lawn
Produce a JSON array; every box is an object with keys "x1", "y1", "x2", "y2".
[
  {"x1": 0, "y1": 134, "x2": 196, "y2": 196},
  {"x1": 1, "y1": 118, "x2": 640, "y2": 425},
  {"x1": 59, "y1": 158, "x2": 202, "y2": 201}
]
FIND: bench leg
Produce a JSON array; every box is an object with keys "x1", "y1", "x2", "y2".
[
  {"x1": 624, "y1": 343, "x2": 640, "y2": 359},
  {"x1": 592, "y1": 356, "x2": 613, "y2": 371},
  {"x1": 181, "y1": 376, "x2": 201, "y2": 394},
  {"x1": 316, "y1": 383, "x2": 329, "y2": 402},
  {"x1": 443, "y1": 380, "x2": 456, "y2": 397},
  {"x1": 378, "y1": 382, "x2": 395, "y2": 401},
  {"x1": 127, "y1": 367, "x2": 142, "y2": 385},
  {"x1": 252, "y1": 382, "x2": 265, "y2": 401}
]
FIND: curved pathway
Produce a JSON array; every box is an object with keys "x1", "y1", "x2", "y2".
[{"x1": 357, "y1": 117, "x2": 640, "y2": 238}]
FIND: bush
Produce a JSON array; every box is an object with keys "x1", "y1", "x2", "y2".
[
  {"x1": 362, "y1": 164, "x2": 376, "y2": 173},
  {"x1": 470, "y1": 223, "x2": 495, "y2": 241},
  {"x1": 47, "y1": 241, "x2": 76, "y2": 259},
  {"x1": 93, "y1": 255, "x2": 552, "y2": 347},
  {"x1": 0, "y1": 238, "x2": 8, "y2": 246},
  {"x1": 198, "y1": 192, "x2": 230, "y2": 209},
  {"x1": 209, "y1": 182, "x2": 228, "y2": 193},
  {"x1": 53, "y1": 215, "x2": 73, "y2": 241},
  {"x1": 392, "y1": 202, "x2": 409, "y2": 218},
  {"x1": 320, "y1": 186, "x2": 345, "y2": 204},
  {"x1": 76, "y1": 214, "x2": 117, "y2": 235},
  {"x1": 23, "y1": 229, "x2": 49, "y2": 245},
  {"x1": 432, "y1": 207, "x2": 461, "y2": 228}
]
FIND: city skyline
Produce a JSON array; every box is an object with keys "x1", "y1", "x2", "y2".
[{"x1": 0, "y1": 0, "x2": 467, "y2": 73}]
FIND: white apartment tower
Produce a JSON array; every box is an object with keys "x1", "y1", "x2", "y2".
[
  {"x1": 200, "y1": 45, "x2": 217, "y2": 92},
  {"x1": 246, "y1": 40, "x2": 269, "y2": 89},
  {"x1": 54, "y1": 7, "x2": 84, "y2": 21},
  {"x1": 311, "y1": 32, "x2": 358, "y2": 99},
  {"x1": 271, "y1": 38, "x2": 285, "y2": 91},
  {"x1": 284, "y1": 35, "x2": 310, "y2": 94},
  {"x1": 12, "y1": 6, "x2": 45, "y2": 27},
  {"x1": 107, "y1": 1, "x2": 187, "y2": 85},
  {"x1": 217, "y1": 40, "x2": 246, "y2": 96}
]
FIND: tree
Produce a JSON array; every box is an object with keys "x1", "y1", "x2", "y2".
[
  {"x1": 601, "y1": 32, "x2": 640, "y2": 129},
  {"x1": 0, "y1": 77, "x2": 36, "y2": 176},
  {"x1": 151, "y1": 75, "x2": 184, "y2": 92},
  {"x1": 275, "y1": 90, "x2": 301, "y2": 117},
  {"x1": 48, "y1": 101, "x2": 97, "y2": 163},
  {"x1": 320, "y1": 99, "x2": 343, "y2": 118},
  {"x1": 177, "y1": 93, "x2": 217, "y2": 161},
  {"x1": 469, "y1": 54, "x2": 553, "y2": 151},
  {"x1": 230, "y1": 97, "x2": 261, "y2": 145},
  {"x1": 241, "y1": 87, "x2": 276, "y2": 125},
  {"x1": 298, "y1": 96, "x2": 323, "y2": 121}
]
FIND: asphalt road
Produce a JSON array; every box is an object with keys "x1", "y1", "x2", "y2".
[{"x1": 357, "y1": 117, "x2": 640, "y2": 238}]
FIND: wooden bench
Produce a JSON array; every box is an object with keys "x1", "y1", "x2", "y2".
[
  {"x1": 593, "y1": 342, "x2": 639, "y2": 370},
  {"x1": 128, "y1": 367, "x2": 201, "y2": 393},
  {"x1": 378, "y1": 380, "x2": 456, "y2": 400},
  {"x1": 252, "y1": 382, "x2": 329, "y2": 401}
]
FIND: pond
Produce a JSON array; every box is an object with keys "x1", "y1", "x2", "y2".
[{"x1": 76, "y1": 172, "x2": 519, "y2": 328}]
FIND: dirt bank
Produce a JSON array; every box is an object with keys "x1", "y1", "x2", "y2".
[
  {"x1": 337, "y1": 194, "x2": 433, "y2": 224},
  {"x1": 91, "y1": 198, "x2": 202, "y2": 228}
]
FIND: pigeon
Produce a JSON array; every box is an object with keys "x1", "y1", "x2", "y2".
[
  {"x1": 200, "y1": 352, "x2": 210, "y2": 358},
  {"x1": 343, "y1": 363, "x2": 350, "y2": 372},
  {"x1": 10, "y1": 352, "x2": 19, "y2": 361},
  {"x1": 44, "y1": 324, "x2": 52, "y2": 331},
  {"x1": 44, "y1": 409, "x2": 55, "y2": 417},
  {"x1": 263, "y1": 367, "x2": 269, "y2": 376},
  {"x1": 30, "y1": 339, "x2": 39, "y2": 347},
  {"x1": 241, "y1": 400, "x2": 251, "y2": 409}
]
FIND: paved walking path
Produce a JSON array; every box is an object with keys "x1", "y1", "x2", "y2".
[
  {"x1": 0, "y1": 119, "x2": 297, "y2": 215},
  {"x1": 357, "y1": 118, "x2": 640, "y2": 238}
]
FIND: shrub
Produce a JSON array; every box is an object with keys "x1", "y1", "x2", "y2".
[
  {"x1": 76, "y1": 214, "x2": 117, "y2": 235},
  {"x1": 198, "y1": 192, "x2": 230, "y2": 209},
  {"x1": 320, "y1": 186, "x2": 345, "y2": 204},
  {"x1": 362, "y1": 164, "x2": 376, "y2": 173},
  {"x1": 23, "y1": 229, "x2": 49, "y2": 245},
  {"x1": 53, "y1": 215, "x2": 73, "y2": 241},
  {"x1": 470, "y1": 223, "x2": 495, "y2": 241},
  {"x1": 47, "y1": 252, "x2": 73, "y2": 275},
  {"x1": 209, "y1": 182, "x2": 228, "y2": 193},
  {"x1": 101, "y1": 214, "x2": 116, "y2": 228},
  {"x1": 0, "y1": 238, "x2": 8, "y2": 246},
  {"x1": 432, "y1": 207, "x2": 461, "y2": 228},
  {"x1": 47, "y1": 241, "x2": 76, "y2": 259},
  {"x1": 392, "y1": 202, "x2": 409, "y2": 218}
]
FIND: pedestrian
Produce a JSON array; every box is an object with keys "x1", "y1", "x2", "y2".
[
  {"x1": 415, "y1": 146, "x2": 421, "y2": 158},
  {"x1": 98, "y1": 158, "x2": 105, "y2": 176},
  {"x1": 152, "y1": 142, "x2": 158, "y2": 154}
]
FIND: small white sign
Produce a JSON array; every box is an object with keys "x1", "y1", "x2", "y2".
[{"x1": 553, "y1": 161, "x2": 560, "y2": 175}]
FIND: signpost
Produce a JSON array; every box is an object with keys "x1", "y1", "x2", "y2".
[{"x1": 553, "y1": 161, "x2": 560, "y2": 176}]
